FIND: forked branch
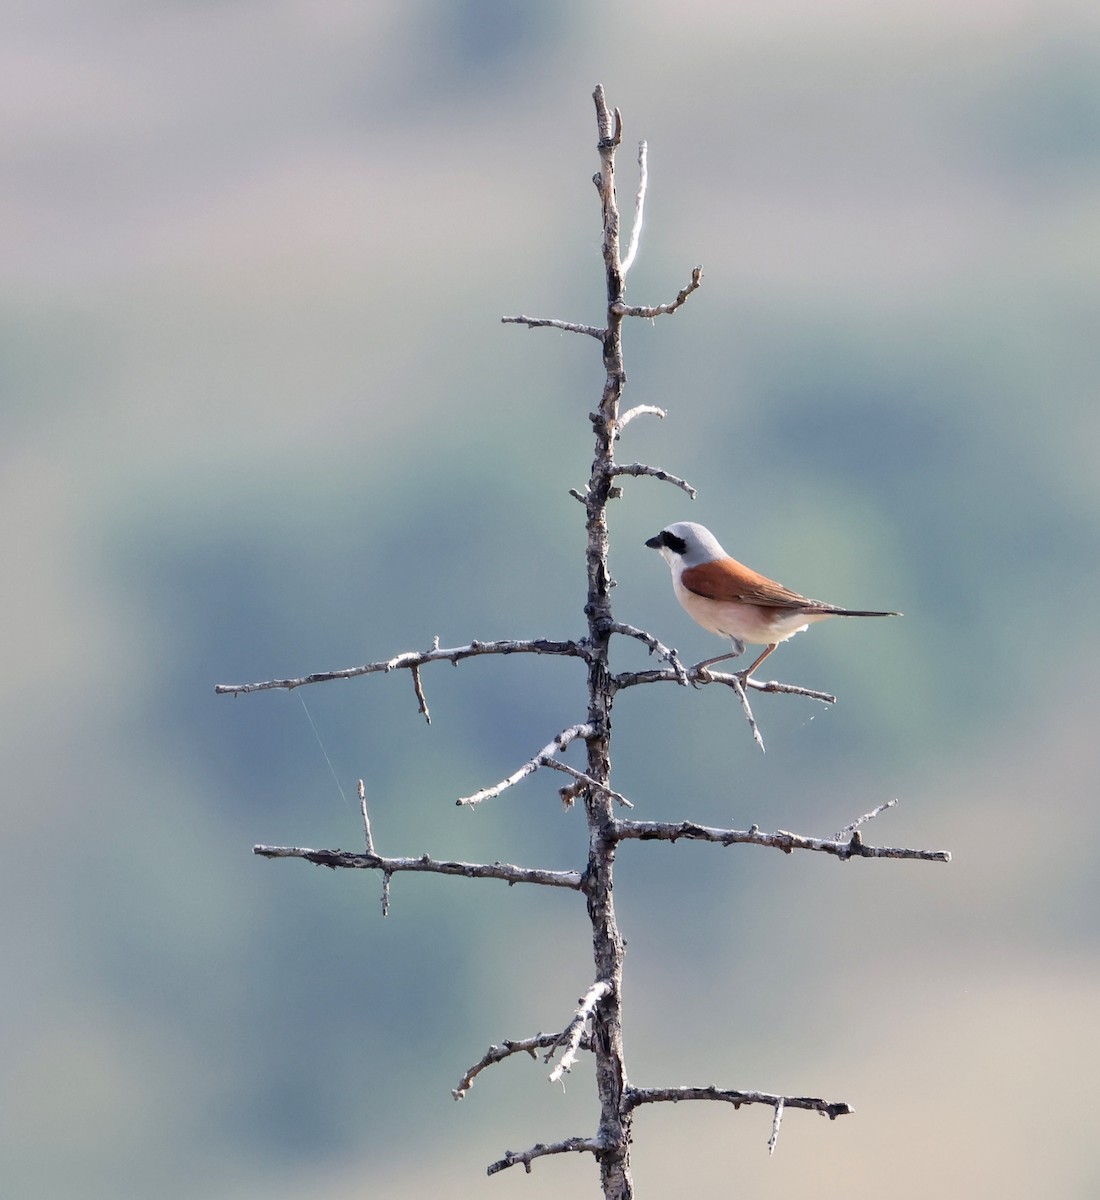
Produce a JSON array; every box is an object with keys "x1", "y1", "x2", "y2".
[
  {"x1": 548, "y1": 980, "x2": 613, "y2": 1084},
  {"x1": 625, "y1": 1084, "x2": 853, "y2": 1121},
  {"x1": 604, "y1": 621, "x2": 689, "y2": 686},
  {"x1": 625, "y1": 1084, "x2": 852, "y2": 1157},
  {"x1": 611, "y1": 265, "x2": 703, "y2": 317},
  {"x1": 488, "y1": 1137, "x2": 602, "y2": 1177},
  {"x1": 253, "y1": 845, "x2": 584, "y2": 890},
  {"x1": 454, "y1": 1031, "x2": 594, "y2": 1101},
  {"x1": 614, "y1": 801, "x2": 950, "y2": 868},
  {"x1": 614, "y1": 663, "x2": 838, "y2": 704},
  {"x1": 456, "y1": 723, "x2": 606, "y2": 808},
  {"x1": 215, "y1": 636, "x2": 590, "y2": 695},
  {"x1": 608, "y1": 461, "x2": 697, "y2": 498},
  {"x1": 614, "y1": 803, "x2": 950, "y2": 864}
]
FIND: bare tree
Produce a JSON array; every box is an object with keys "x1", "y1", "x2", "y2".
[{"x1": 216, "y1": 86, "x2": 949, "y2": 1199}]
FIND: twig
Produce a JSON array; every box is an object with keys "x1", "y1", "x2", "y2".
[
  {"x1": 214, "y1": 637, "x2": 590, "y2": 695},
  {"x1": 604, "y1": 621, "x2": 688, "y2": 686},
  {"x1": 548, "y1": 980, "x2": 613, "y2": 1083},
  {"x1": 619, "y1": 140, "x2": 648, "y2": 275},
  {"x1": 253, "y1": 845, "x2": 584, "y2": 888},
  {"x1": 410, "y1": 664, "x2": 430, "y2": 724},
  {"x1": 624, "y1": 1085, "x2": 852, "y2": 1122},
  {"x1": 453, "y1": 1031, "x2": 593, "y2": 1100},
  {"x1": 730, "y1": 672, "x2": 765, "y2": 753},
  {"x1": 357, "y1": 778, "x2": 374, "y2": 855},
  {"x1": 769, "y1": 1097, "x2": 784, "y2": 1156},
  {"x1": 834, "y1": 798, "x2": 897, "y2": 841},
  {"x1": 501, "y1": 315, "x2": 604, "y2": 339},
  {"x1": 616, "y1": 404, "x2": 666, "y2": 434},
  {"x1": 456, "y1": 723, "x2": 594, "y2": 808},
  {"x1": 611, "y1": 266, "x2": 703, "y2": 318},
  {"x1": 738, "y1": 675, "x2": 837, "y2": 703},
  {"x1": 357, "y1": 781, "x2": 389, "y2": 913},
  {"x1": 613, "y1": 818, "x2": 951, "y2": 863},
  {"x1": 487, "y1": 1137, "x2": 602, "y2": 1177},
  {"x1": 608, "y1": 462, "x2": 697, "y2": 498}
]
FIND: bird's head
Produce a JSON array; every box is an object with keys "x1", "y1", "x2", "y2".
[{"x1": 645, "y1": 522, "x2": 727, "y2": 569}]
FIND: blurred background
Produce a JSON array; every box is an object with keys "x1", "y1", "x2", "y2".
[{"x1": 3, "y1": 1, "x2": 1099, "y2": 1196}]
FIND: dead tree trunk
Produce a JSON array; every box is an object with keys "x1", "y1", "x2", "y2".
[{"x1": 217, "y1": 85, "x2": 949, "y2": 1199}]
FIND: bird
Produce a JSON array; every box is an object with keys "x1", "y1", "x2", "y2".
[{"x1": 645, "y1": 521, "x2": 900, "y2": 679}]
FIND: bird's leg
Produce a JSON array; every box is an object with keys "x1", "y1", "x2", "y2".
[
  {"x1": 691, "y1": 637, "x2": 745, "y2": 684},
  {"x1": 736, "y1": 643, "x2": 778, "y2": 682}
]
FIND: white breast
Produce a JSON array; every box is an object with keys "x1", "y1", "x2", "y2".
[{"x1": 672, "y1": 575, "x2": 822, "y2": 646}]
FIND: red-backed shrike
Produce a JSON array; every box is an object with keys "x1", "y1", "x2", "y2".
[{"x1": 646, "y1": 521, "x2": 900, "y2": 678}]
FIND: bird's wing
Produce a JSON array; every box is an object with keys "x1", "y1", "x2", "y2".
[{"x1": 680, "y1": 559, "x2": 820, "y2": 610}]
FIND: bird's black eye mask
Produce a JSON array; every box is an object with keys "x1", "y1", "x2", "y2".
[{"x1": 645, "y1": 531, "x2": 687, "y2": 554}]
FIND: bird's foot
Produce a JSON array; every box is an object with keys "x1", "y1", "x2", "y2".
[
  {"x1": 689, "y1": 663, "x2": 713, "y2": 689},
  {"x1": 689, "y1": 639, "x2": 746, "y2": 686}
]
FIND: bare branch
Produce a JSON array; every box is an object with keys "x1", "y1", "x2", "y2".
[
  {"x1": 501, "y1": 314, "x2": 604, "y2": 338},
  {"x1": 616, "y1": 404, "x2": 666, "y2": 434},
  {"x1": 624, "y1": 1085, "x2": 852, "y2": 1123},
  {"x1": 214, "y1": 637, "x2": 590, "y2": 695},
  {"x1": 454, "y1": 1031, "x2": 593, "y2": 1101},
  {"x1": 253, "y1": 845, "x2": 584, "y2": 888},
  {"x1": 735, "y1": 674, "x2": 836, "y2": 703},
  {"x1": 487, "y1": 1137, "x2": 602, "y2": 1177},
  {"x1": 604, "y1": 621, "x2": 688, "y2": 686},
  {"x1": 608, "y1": 461, "x2": 697, "y2": 498},
  {"x1": 612, "y1": 664, "x2": 837, "y2": 704},
  {"x1": 730, "y1": 672, "x2": 765, "y2": 754},
  {"x1": 548, "y1": 980, "x2": 613, "y2": 1083},
  {"x1": 834, "y1": 797, "x2": 897, "y2": 841},
  {"x1": 357, "y1": 779, "x2": 390, "y2": 913},
  {"x1": 357, "y1": 778, "x2": 375, "y2": 855},
  {"x1": 769, "y1": 1097, "x2": 784, "y2": 1156},
  {"x1": 613, "y1": 818, "x2": 951, "y2": 863},
  {"x1": 619, "y1": 140, "x2": 648, "y2": 275},
  {"x1": 540, "y1": 758, "x2": 634, "y2": 808},
  {"x1": 456, "y1": 723, "x2": 594, "y2": 808},
  {"x1": 410, "y1": 663, "x2": 430, "y2": 724},
  {"x1": 611, "y1": 265, "x2": 703, "y2": 318}
]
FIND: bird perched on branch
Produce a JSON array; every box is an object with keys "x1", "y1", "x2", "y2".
[{"x1": 645, "y1": 521, "x2": 899, "y2": 680}]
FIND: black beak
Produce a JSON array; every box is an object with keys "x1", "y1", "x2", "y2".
[{"x1": 644, "y1": 534, "x2": 663, "y2": 549}]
